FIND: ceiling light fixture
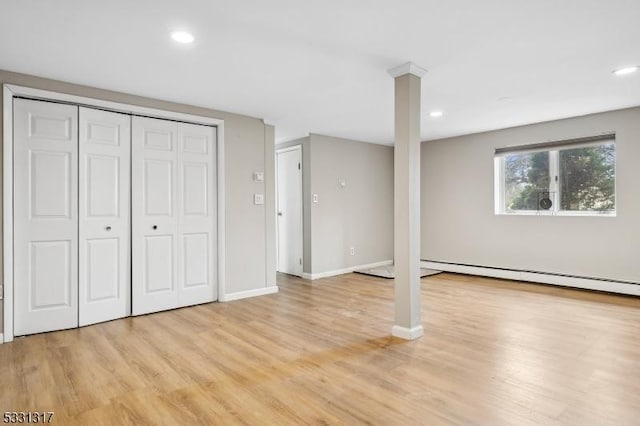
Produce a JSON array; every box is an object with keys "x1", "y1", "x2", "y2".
[
  {"x1": 171, "y1": 31, "x2": 194, "y2": 44},
  {"x1": 612, "y1": 66, "x2": 638, "y2": 76},
  {"x1": 429, "y1": 111, "x2": 443, "y2": 118}
]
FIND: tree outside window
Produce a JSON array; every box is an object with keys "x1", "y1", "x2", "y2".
[{"x1": 499, "y1": 141, "x2": 615, "y2": 214}]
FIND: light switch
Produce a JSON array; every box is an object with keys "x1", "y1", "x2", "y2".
[
  {"x1": 313, "y1": 194, "x2": 319, "y2": 203},
  {"x1": 253, "y1": 171, "x2": 264, "y2": 182},
  {"x1": 338, "y1": 179, "x2": 347, "y2": 188},
  {"x1": 254, "y1": 194, "x2": 264, "y2": 205}
]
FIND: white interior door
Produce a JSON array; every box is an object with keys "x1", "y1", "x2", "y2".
[
  {"x1": 132, "y1": 116, "x2": 179, "y2": 315},
  {"x1": 276, "y1": 146, "x2": 303, "y2": 276},
  {"x1": 13, "y1": 98, "x2": 79, "y2": 335},
  {"x1": 78, "y1": 107, "x2": 131, "y2": 326},
  {"x1": 177, "y1": 122, "x2": 217, "y2": 306}
]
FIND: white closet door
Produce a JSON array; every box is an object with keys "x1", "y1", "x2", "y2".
[
  {"x1": 132, "y1": 116, "x2": 179, "y2": 315},
  {"x1": 13, "y1": 99, "x2": 79, "y2": 336},
  {"x1": 78, "y1": 107, "x2": 131, "y2": 326},
  {"x1": 177, "y1": 123, "x2": 216, "y2": 306}
]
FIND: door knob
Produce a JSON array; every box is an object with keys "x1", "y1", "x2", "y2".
[
  {"x1": 105, "y1": 226, "x2": 112, "y2": 231},
  {"x1": 278, "y1": 212, "x2": 283, "y2": 216},
  {"x1": 152, "y1": 225, "x2": 158, "y2": 230}
]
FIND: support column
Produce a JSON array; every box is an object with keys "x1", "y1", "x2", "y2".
[{"x1": 388, "y1": 62, "x2": 426, "y2": 340}]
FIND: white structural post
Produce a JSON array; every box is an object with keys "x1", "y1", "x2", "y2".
[{"x1": 388, "y1": 62, "x2": 426, "y2": 340}]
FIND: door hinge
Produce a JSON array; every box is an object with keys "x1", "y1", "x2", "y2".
[
  {"x1": 299, "y1": 258, "x2": 302, "y2": 265},
  {"x1": 298, "y1": 162, "x2": 301, "y2": 170}
]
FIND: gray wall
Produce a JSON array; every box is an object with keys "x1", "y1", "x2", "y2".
[
  {"x1": 264, "y1": 125, "x2": 277, "y2": 287},
  {"x1": 1, "y1": 70, "x2": 276, "y2": 332},
  {"x1": 277, "y1": 134, "x2": 394, "y2": 275},
  {"x1": 308, "y1": 134, "x2": 394, "y2": 274},
  {"x1": 421, "y1": 107, "x2": 640, "y2": 284}
]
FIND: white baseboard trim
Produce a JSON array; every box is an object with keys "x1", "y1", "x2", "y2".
[
  {"x1": 391, "y1": 325, "x2": 424, "y2": 340},
  {"x1": 220, "y1": 286, "x2": 279, "y2": 302},
  {"x1": 0, "y1": 333, "x2": 3, "y2": 344},
  {"x1": 422, "y1": 261, "x2": 640, "y2": 296},
  {"x1": 301, "y1": 260, "x2": 393, "y2": 280}
]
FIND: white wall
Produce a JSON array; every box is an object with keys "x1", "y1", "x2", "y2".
[
  {"x1": 0, "y1": 69, "x2": 276, "y2": 332},
  {"x1": 421, "y1": 107, "x2": 640, "y2": 284}
]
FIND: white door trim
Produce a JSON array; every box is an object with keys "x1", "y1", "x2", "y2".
[
  {"x1": 275, "y1": 144, "x2": 303, "y2": 276},
  {"x1": 3, "y1": 86, "x2": 14, "y2": 343},
  {"x1": 2, "y1": 84, "x2": 226, "y2": 343},
  {"x1": 276, "y1": 145, "x2": 302, "y2": 155}
]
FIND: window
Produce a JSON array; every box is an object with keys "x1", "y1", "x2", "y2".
[{"x1": 495, "y1": 135, "x2": 616, "y2": 215}]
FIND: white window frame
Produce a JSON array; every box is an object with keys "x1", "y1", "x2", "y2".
[{"x1": 494, "y1": 139, "x2": 616, "y2": 217}]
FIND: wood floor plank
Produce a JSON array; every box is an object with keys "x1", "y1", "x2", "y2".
[{"x1": 1, "y1": 272, "x2": 640, "y2": 425}]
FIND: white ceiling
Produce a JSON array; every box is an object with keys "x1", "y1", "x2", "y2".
[{"x1": 1, "y1": 0, "x2": 639, "y2": 144}]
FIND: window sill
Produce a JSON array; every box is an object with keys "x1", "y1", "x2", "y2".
[{"x1": 496, "y1": 211, "x2": 616, "y2": 218}]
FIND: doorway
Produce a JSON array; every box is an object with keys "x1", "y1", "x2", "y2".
[{"x1": 276, "y1": 146, "x2": 303, "y2": 276}]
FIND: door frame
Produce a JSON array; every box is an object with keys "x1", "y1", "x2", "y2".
[
  {"x1": 275, "y1": 145, "x2": 304, "y2": 276},
  {"x1": 2, "y1": 84, "x2": 226, "y2": 343}
]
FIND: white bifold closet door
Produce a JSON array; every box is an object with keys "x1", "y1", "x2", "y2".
[
  {"x1": 78, "y1": 107, "x2": 131, "y2": 326},
  {"x1": 14, "y1": 99, "x2": 79, "y2": 335},
  {"x1": 131, "y1": 116, "x2": 216, "y2": 315}
]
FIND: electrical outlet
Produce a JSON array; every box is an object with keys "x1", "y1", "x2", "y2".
[
  {"x1": 254, "y1": 194, "x2": 264, "y2": 205},
  {"x1": 349, "y1": 247, "x2": 355, "y2": 256},
  {"x1": 253, "y1": 171, "x2": 264, "y2": 182},
  {"x1": 313, "y1": 194, "x2": 319, "y2": 203}
]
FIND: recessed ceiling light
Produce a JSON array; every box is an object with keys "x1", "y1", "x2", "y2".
[
  {"x1": 612, "y1": 66, "x2": 638, "y2": 76},
  {"x1": 171, "y1": 31, "x2": 194, "y2": 44},
  {"x1": 429, "y1": 111, "x2": 443, "y2": 118}
]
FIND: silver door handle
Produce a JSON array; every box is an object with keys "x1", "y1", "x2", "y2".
[
  {"x1": 278, "y1": 212, "x2": 283, "y2": 216},
  {"x1": 105, "y1": 226, "x2": 112, "y2": 231}
]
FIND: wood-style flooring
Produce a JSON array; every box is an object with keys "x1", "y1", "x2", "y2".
[{"x1": 1, "y1": 272, "x2": 639, "y2": 425}]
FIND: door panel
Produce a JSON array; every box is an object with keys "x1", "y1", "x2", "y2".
[
  {"x1": 29, "y1": 113, "x2": 72, "y2": 140},
  {"x1": 276, "y1": 147, "x2": 303, "y2": 276},
  {"x1": 14, "y1": 98, "x2": 79, "y2": 336},
  {"x1": 86, "y1": 121, "x2": 120, "y2": 145},
  {"x1": 30, "y1": 151, "x2": 71, "y2": 218},
  {"x1": 86, "y1": 238, "x2": 120, "y2": 301},
  {"x1": 132, "y1": 116, "x2": 179, "y2": 314},
  {"x1": 144, "y1": 159, "x2": 174, "y2": 216},
  {"x1": 86, "y1": 154, "x2": 119, "y2": 217},
  {"x1": 144, "y1": 129, "x2": 173, "y2": 150},
  {"x1": 29, "y1": 240, "x2": 72, "y2": 309},
  {"x1": 144, "y1": 235, "x2": 175, "y2": 293},
  {"x1": 183, "y1": 134, "x2": 208, "y2": 154},
  {"x1": 177, "y1": 123, "x2": 216, "y2": 306},
  {"x1": 183, "y1": 162, "x2": 208, "y2": 215},
  {"x1": 79, "y1": 107, "x2": 131, "y2": 326},
  {"x1": 183, "y1": 233, "x2": 208, "y2": 288}
]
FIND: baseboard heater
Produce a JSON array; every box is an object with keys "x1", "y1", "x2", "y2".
[{"x1": 421, "y1": 260, "x2": 640, "y2": 297}]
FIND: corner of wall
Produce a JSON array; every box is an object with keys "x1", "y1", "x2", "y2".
[{"x1": 264, "y1": 124, "x2": 277, "y2": 287}]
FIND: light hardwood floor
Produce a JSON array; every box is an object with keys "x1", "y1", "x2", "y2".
[{"x1": 1, "y1": 272, "x2": 639, "y2": 425}]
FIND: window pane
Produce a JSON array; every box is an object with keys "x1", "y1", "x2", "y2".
[
  {"x1": 559, "y1": 144, "x2": 615, "y2": 211},
  {"x1": 504, "y1": 151, "x2": 550, "y2": 211}
]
